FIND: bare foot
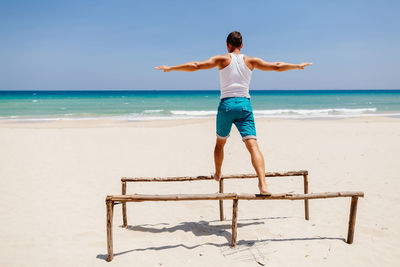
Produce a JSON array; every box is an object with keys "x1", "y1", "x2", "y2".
[
  {"x1": 213, "y1": 172, "x2": 221, "y2": 181},
  {"x1": 258, "y1": 184, "x2": 271, "y2": 196}
]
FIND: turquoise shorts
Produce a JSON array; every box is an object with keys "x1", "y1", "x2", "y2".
[{"x1": 216, "y1": 97, "x2": 257, "y2": 140}]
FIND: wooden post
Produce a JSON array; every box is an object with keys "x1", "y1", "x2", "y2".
[
  {"x1": 347, "y1": 196, "x2": 359, "y2": 244},
  {"x1": 231, "y1": 199, "x2": 238, "y2": 247},
  {"x1": 219, "y1": 178, "x2": 224, "y2": 221},
  {"x1": 106, "y1": 198, "x2": 114, "y2": 262},
  {"x1": 122, "y1": 181, "x2": 127, "y2": 227},
  {"x1": 303, "y1": 174, "x2": 309, "y2": 220}
]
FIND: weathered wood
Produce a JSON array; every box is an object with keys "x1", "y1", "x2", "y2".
[
  {"x1": 222, "y1": 170, "x2": 308, "y2": 180},
  {"x1": 347, "y1": 196, "x2": 359, "y2": 244},
  {"x1": 106, "y1": 198, "x2": 114, "y2": 262},
  {"x1": 108, "y1": 191, "x2": 364, "y2": 202},
  {"x1": 121, "y1": 175, "x2": 212, "y2": 182},
  {"x1": 122, "y1": 181, "x2": 127, "y2": 227},
  {"x1": 121, "y1": 170, "x2": 308, "y2": 182},
  {"x1": 110, "y1": 193, "x2": 238, "y2": 202},
  {"x1": 219, "y1": 179, "x2": 224, "y2": 221},
  {"x1": 238, "y1": 191, "x2": 364, "y2": 200},
  {"x1": 120, "y1": 170, "x2": 309, "y2": 227},
  {"x1": 107, "y1": 190, "x2": 364, "y2": 261},
  {"x1": 231, "y1": 199, "x2": 238, "y2": 246},
  {"x1": 303, "y1": 174, "x2": 309, "y2": 220}
]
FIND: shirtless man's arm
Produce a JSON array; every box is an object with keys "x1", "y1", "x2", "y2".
[
  {"x1": 245, "y1": 56, "x2": 312, "y2": 72},
  {"x1": 155, "y1": 55, "x2": 230, "y2": 72}
]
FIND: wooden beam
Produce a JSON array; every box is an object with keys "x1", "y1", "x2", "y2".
[
  {"x1": 109, "y1": 193, "x2": 238, "y2": 202},
  {"x1": 121, "y1": 170, "x2": 308, "y2": 182},
  {"x1": 238, "y1": 192, "x2": 364, "y2": 200},
  {"x1": 108, "y1": 191, "x2": 364, "y2": 202},
  {"x1": 221, "y1": 170, "x2": 308, "y2": 180},
  {"x1": 121, "y1": 175, "x2": 212, "y2": 182}
]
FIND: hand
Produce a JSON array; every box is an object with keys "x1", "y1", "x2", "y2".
[
  {"x1": 297, "y1": 62, "x2": 312, "y2": 69},
  {"x1": 154, "y1": 65, "x2": 171, "y2": 72}
]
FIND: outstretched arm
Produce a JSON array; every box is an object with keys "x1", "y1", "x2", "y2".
[
  {"x1": 248, "y1": 57, "x2": 312, "y2": 72},
  {"x1": 155, "y1": 55, "x2": 224, "y2": 72}
]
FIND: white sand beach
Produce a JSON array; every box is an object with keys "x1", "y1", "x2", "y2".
[{"x1": 0, "y1": 117, "x2": 399, "y2": 266}]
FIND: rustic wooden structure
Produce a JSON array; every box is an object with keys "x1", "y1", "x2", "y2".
[
  {"x1": 120, "y1": 170, "x2": 310, "y2": 227},
  {"x1": 105, "y1": 191, "x2": 364, "y2": 262}
]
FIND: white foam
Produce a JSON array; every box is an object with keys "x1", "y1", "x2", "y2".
[
  {"x1": 171, "y1": 110, "x2": 217, "y2": 116},
  {"x1": 169, "y1": 108, "x2": 378, "y2": 118},
  {"x1": 143, "y1": 109, "x2": 164, "y2": 113},
  {"x1": 253, "y1": 108, "x2": 377, "y2": 117},
  {"x1": 1, "y1": 107, "x2": 397, "y2": 122}
]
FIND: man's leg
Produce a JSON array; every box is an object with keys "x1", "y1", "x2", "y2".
[
  {"x1": 214, "y1": 137, "x2": 227, "y2": 181},
  {"x1": 244, "y1": 138, "x2": 270, "y2": 194}
]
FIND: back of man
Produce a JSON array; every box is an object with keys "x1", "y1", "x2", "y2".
[{"x1": 155, "y1": 31, "x2": 311, "y2": 195}]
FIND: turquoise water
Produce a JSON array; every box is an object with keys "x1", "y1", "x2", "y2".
[{"x1": 0, "y1": 90, "x2": 400, "y2": 121}]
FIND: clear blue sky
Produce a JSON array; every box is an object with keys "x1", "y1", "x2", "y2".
[{"x1": 1, "y1": 0, "x2": 399, "y2": 90}]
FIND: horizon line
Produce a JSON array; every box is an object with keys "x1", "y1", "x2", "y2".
[{"x1": 1, "y1": 89, "x2": 400, "y2": 92}]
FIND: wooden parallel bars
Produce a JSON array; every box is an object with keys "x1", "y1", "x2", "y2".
[
  {"x1": 106, "y1": 191, "x2": 364, "y2": 262},
  {"x1": 121, "y1": 170, "x2": 309, "y2": 227}
]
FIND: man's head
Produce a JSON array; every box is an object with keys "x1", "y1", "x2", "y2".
[{"x1": 226, "y1": 31, "x2": 243, "y2": 52}]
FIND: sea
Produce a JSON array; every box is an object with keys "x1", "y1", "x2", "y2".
[{"x1": 1, "y1": 90, "x2": 400, "y2": 121}]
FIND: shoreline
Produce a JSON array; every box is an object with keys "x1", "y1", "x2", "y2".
[{"x1": 0, "y1": 115, "x2": 399, "y2": 129}]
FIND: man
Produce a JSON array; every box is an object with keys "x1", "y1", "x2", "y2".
[{"x1": 155, "y1": 31, "x2": 312, "y2": 195}]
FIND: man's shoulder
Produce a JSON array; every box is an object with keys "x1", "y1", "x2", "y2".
[
  {"x1": 211, "y1": 54, "x2": 231, "y2": 68},
  {"x1": 242, "y1": 55, "x2": 260, "y2": 71}
]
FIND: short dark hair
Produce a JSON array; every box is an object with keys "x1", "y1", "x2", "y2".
[{"x1": 226, "y1": 31, "x2": 242, "y2": 48}]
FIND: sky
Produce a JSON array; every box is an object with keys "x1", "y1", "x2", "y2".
[{"x1": 0, "y1": 0, "x2": 399, "y2": 90}]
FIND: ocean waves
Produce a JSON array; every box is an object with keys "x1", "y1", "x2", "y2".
[
  {"x1": 165, "y1": 107, "x2": 388, "y2": 119},
  {"x1": 1, "y1": 90, "x2": 400, "y2": 122},
  {"x1": 253, "y1": 108, "x2": 378, "y2": 118},
  {"x1": 2, "y1": 107, "x2": 398, "y2": 122},
  {"x1": 156, "y1": 108, "x2": 381, "y2": 118}
]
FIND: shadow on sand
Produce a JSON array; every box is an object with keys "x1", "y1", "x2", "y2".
[{"x1": 96, "y1": 216, "x2": 345, "y2": 261}]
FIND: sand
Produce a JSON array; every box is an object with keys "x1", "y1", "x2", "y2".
[{"x1": 0, "y1": 116, "x2": 399, "y2": 266}]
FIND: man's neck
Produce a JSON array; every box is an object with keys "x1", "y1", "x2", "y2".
[{"x1": 230, "y1": 48, "x2": 241, "y2": 54}]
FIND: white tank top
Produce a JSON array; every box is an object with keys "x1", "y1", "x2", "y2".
[{"x1": 219, "y1": 53, "x2": 252, "y2": 99}]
